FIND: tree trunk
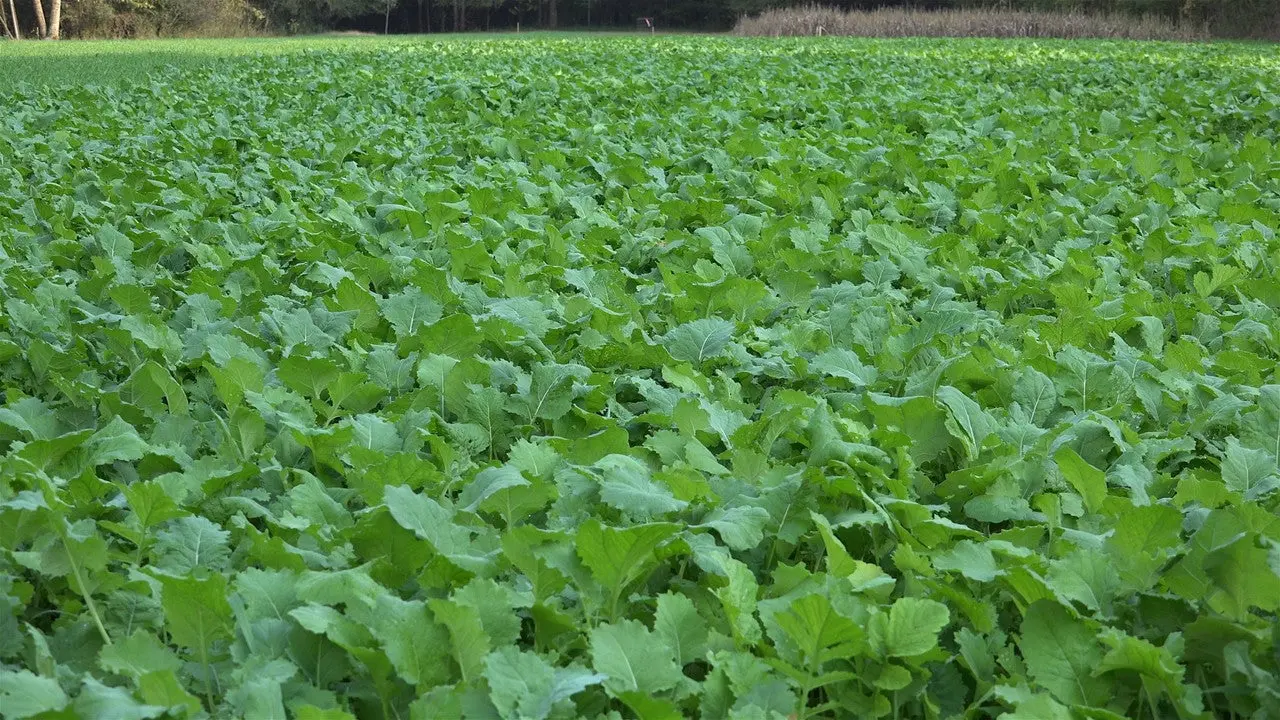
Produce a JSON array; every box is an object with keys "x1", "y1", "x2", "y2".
[
  {"x1": 384, "y1": 0, "x2": 392, "y2": 33},
  {"x1": 47, "y1": 0, "x2": 59, "y2": 39},
  {"x1": 550, "y1": 0, "x2": 557, "y2": 27},
  {"x1": 0, "y1": 0, "x2": 14, "y2": 39},
  {"x1": 31, "y1": 0, "x2": 47, "y2": 38}
]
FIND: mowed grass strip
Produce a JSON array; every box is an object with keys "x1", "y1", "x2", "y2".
[{"x1": 0, "y1": 32, "x2": 641, "y2": 87}]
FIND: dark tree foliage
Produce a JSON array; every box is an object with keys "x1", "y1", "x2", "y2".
[{"x1": 353, "y1": 0, "x2": 1275, "y2": 37}]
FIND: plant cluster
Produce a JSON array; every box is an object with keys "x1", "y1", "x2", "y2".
[{"x1": 1, "y1": 37, "x2": 1279, "y2": 719}]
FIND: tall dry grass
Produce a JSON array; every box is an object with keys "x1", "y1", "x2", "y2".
[{"x1": 734, "y1": 5, "x2": 1208, "y2": 41}]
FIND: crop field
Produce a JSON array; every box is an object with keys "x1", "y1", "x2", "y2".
[{"x1": 1, "y1": 36, "x2": 1280, "y2": 719}]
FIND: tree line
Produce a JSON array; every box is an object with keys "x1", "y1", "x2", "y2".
[
  {"x1": 1, "y1": 0, "x2": 1273, "y2": 40},
  {"x1": 2, "y1": 0, "x2": 61, "y2": 38}
]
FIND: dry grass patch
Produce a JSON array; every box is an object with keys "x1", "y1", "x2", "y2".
[{"x1": 734, "y1": 5, "x2": 1207, "y2": 41}]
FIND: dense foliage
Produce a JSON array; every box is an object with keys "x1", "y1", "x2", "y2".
[{"x1": 2, "y1": 37, "x2": 1280, "y2": 719}]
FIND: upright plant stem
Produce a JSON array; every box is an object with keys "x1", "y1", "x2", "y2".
[
  {"x1": 63, "y1": 539, "x2": 111, "y2": 645},
  {"x1": 198, "y1": 644, "x2": 215, "y2": 711},
  {"x1": 50, "y1": 521, "x2": 112, "y2": 645}
]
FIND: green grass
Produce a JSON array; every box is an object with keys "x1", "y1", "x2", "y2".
[
  {"x1": 0, "y1": 32, "x2": 637, "y2": 87},
  {"x1": 0, "y1": 36, "x2": 361, "y2": 87}
]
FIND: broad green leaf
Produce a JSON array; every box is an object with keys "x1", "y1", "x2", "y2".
[
  {"x1": 618, "y1": 692, "x2": 685, "y2": 719},
  {"x1": 85, "y1": 417, "x2": 150, "y2": 466},
  {"x1": 231, "y1": 679, "x2": 287, "y2": 720},
  {"x1": 98, "y1": 632, "x2": 182, "y2": 678},
  {"x1": 879, "y1": 597, "x2": 949, "y2": 657},
  {"x1": 806, "y1": 400, "x2": 859, "y2": 468},
  {"x1": 1094, "y1": 629, "x2": 1187, "y2": 701},
  {"x1": 451, "y1": 578, "x2": 525, "y2": 647},
  {"x1": 484, "y1": 646, "x2": 604, "y2": 720},
  {"x1": 278, "y1": 355, "x2": 339, "y2": 399},
  {"x1": 772, "y1": 593, "x2": 865, "y2": 668},
  {"x1": 416, "y1": 354, "x2": 459, "y2": 414},
  {"x1": 933, "y1": 540, "x2": 999, "y2": 582},
  {"x1": 1019, "y1": 600, "x2": 1110, "y2": 706},
  {"x1": 1013, "y1": 368, "x2": 1058, "y2": 425},
  {"x1": 0, "y1": 670, "x2": 69, "y2": 719},
  {"x1": 347, "y1": 413, "x2": 401, "y2": 453},
  {"x1": 867, "y1": 394, "x2": 952, "y2": 463},
  {"x1": 383, "y1": 484, "x2": 495, "y2": 573},
  {"x1": 937, "y1": 385, "x2": 996, "y2": 456},
  {"x1": 508, "y1": 363, "x2": 589, "y2": 422},
  {"x1": 998, "y1": 692, "x2": 1072, "y2": 720},
  {"x1": 360, "y1": 594, "x2": 451, "y2": 688},
  {"x1": 1046, "y1": 547, "x2": 1121, "y2": 615},
  {"x1": 576, "y1": 520, "x2": 681, "y2": 607},
  {"x1": 716, "y1": 558, "x2": 763, "y2": 646},
  {"x1": 663, "y1": 318, "x2": 735, "y2": 364},
  {"x1": 1106, "y1": 504, "x2": 1183, "y2": 591},
  {"x1": 428, "y1": 598, "x2": 489, "y2": 683},
  {"x1": 595, "y1": 454, "x2": 686, "y2": 518},
  {"x1": 699, "y1": 505, "x2": 771, "y2": 551},
  {"x1": 1221, "y1": 438, "x2": 1280, "y2": 500},
  {"x1": 654, "y1": 592, "x2": 709, "y2": 667},
  {"x1": 155, "y1": 571, "x2": 233, "y2": 660},
  {"x1": 0, "y1": 398, "x2": 59, "y2": 439},
  {"x1": 810, "y1": 511, "x2": 857, "y2": 577},
  {"x1": 459, "y1": 465, "x2": 530, "y2": 513},
  {"x1": 1240, "y1": 386, "x2": 1280, "y2": 459},
  {"x1": 1204, "y1": 534, "x2": 1280, "y2": 620},
  {"x1": 811, "y1": 348, "x2": 877, "y2": 386},
  {"x1": 135, "y1": 672, "x2": 201, "y2": 716},
  {"x1": 1099, "y1": 109, "x2": 1121, "y2": 134},
  {"x1": 589, "y1": 619, "x2": 683, "y2": 695},
  {"x1": 73, "y1": 678, "x2": 167, "y2": 720},
  {"x1": 152, "y1": 516, "x2": 231, "y2": 574},
  {"x1": 1055, "y1": 447, "x2": 1106, "y2": 514},
  {"x1": 381, "y1": 288, "x2": 443, "y2": 338}
]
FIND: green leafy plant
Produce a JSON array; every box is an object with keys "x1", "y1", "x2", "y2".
[{"x1": 1, "y1": 35, "x2": 1279, "y2": 720}]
